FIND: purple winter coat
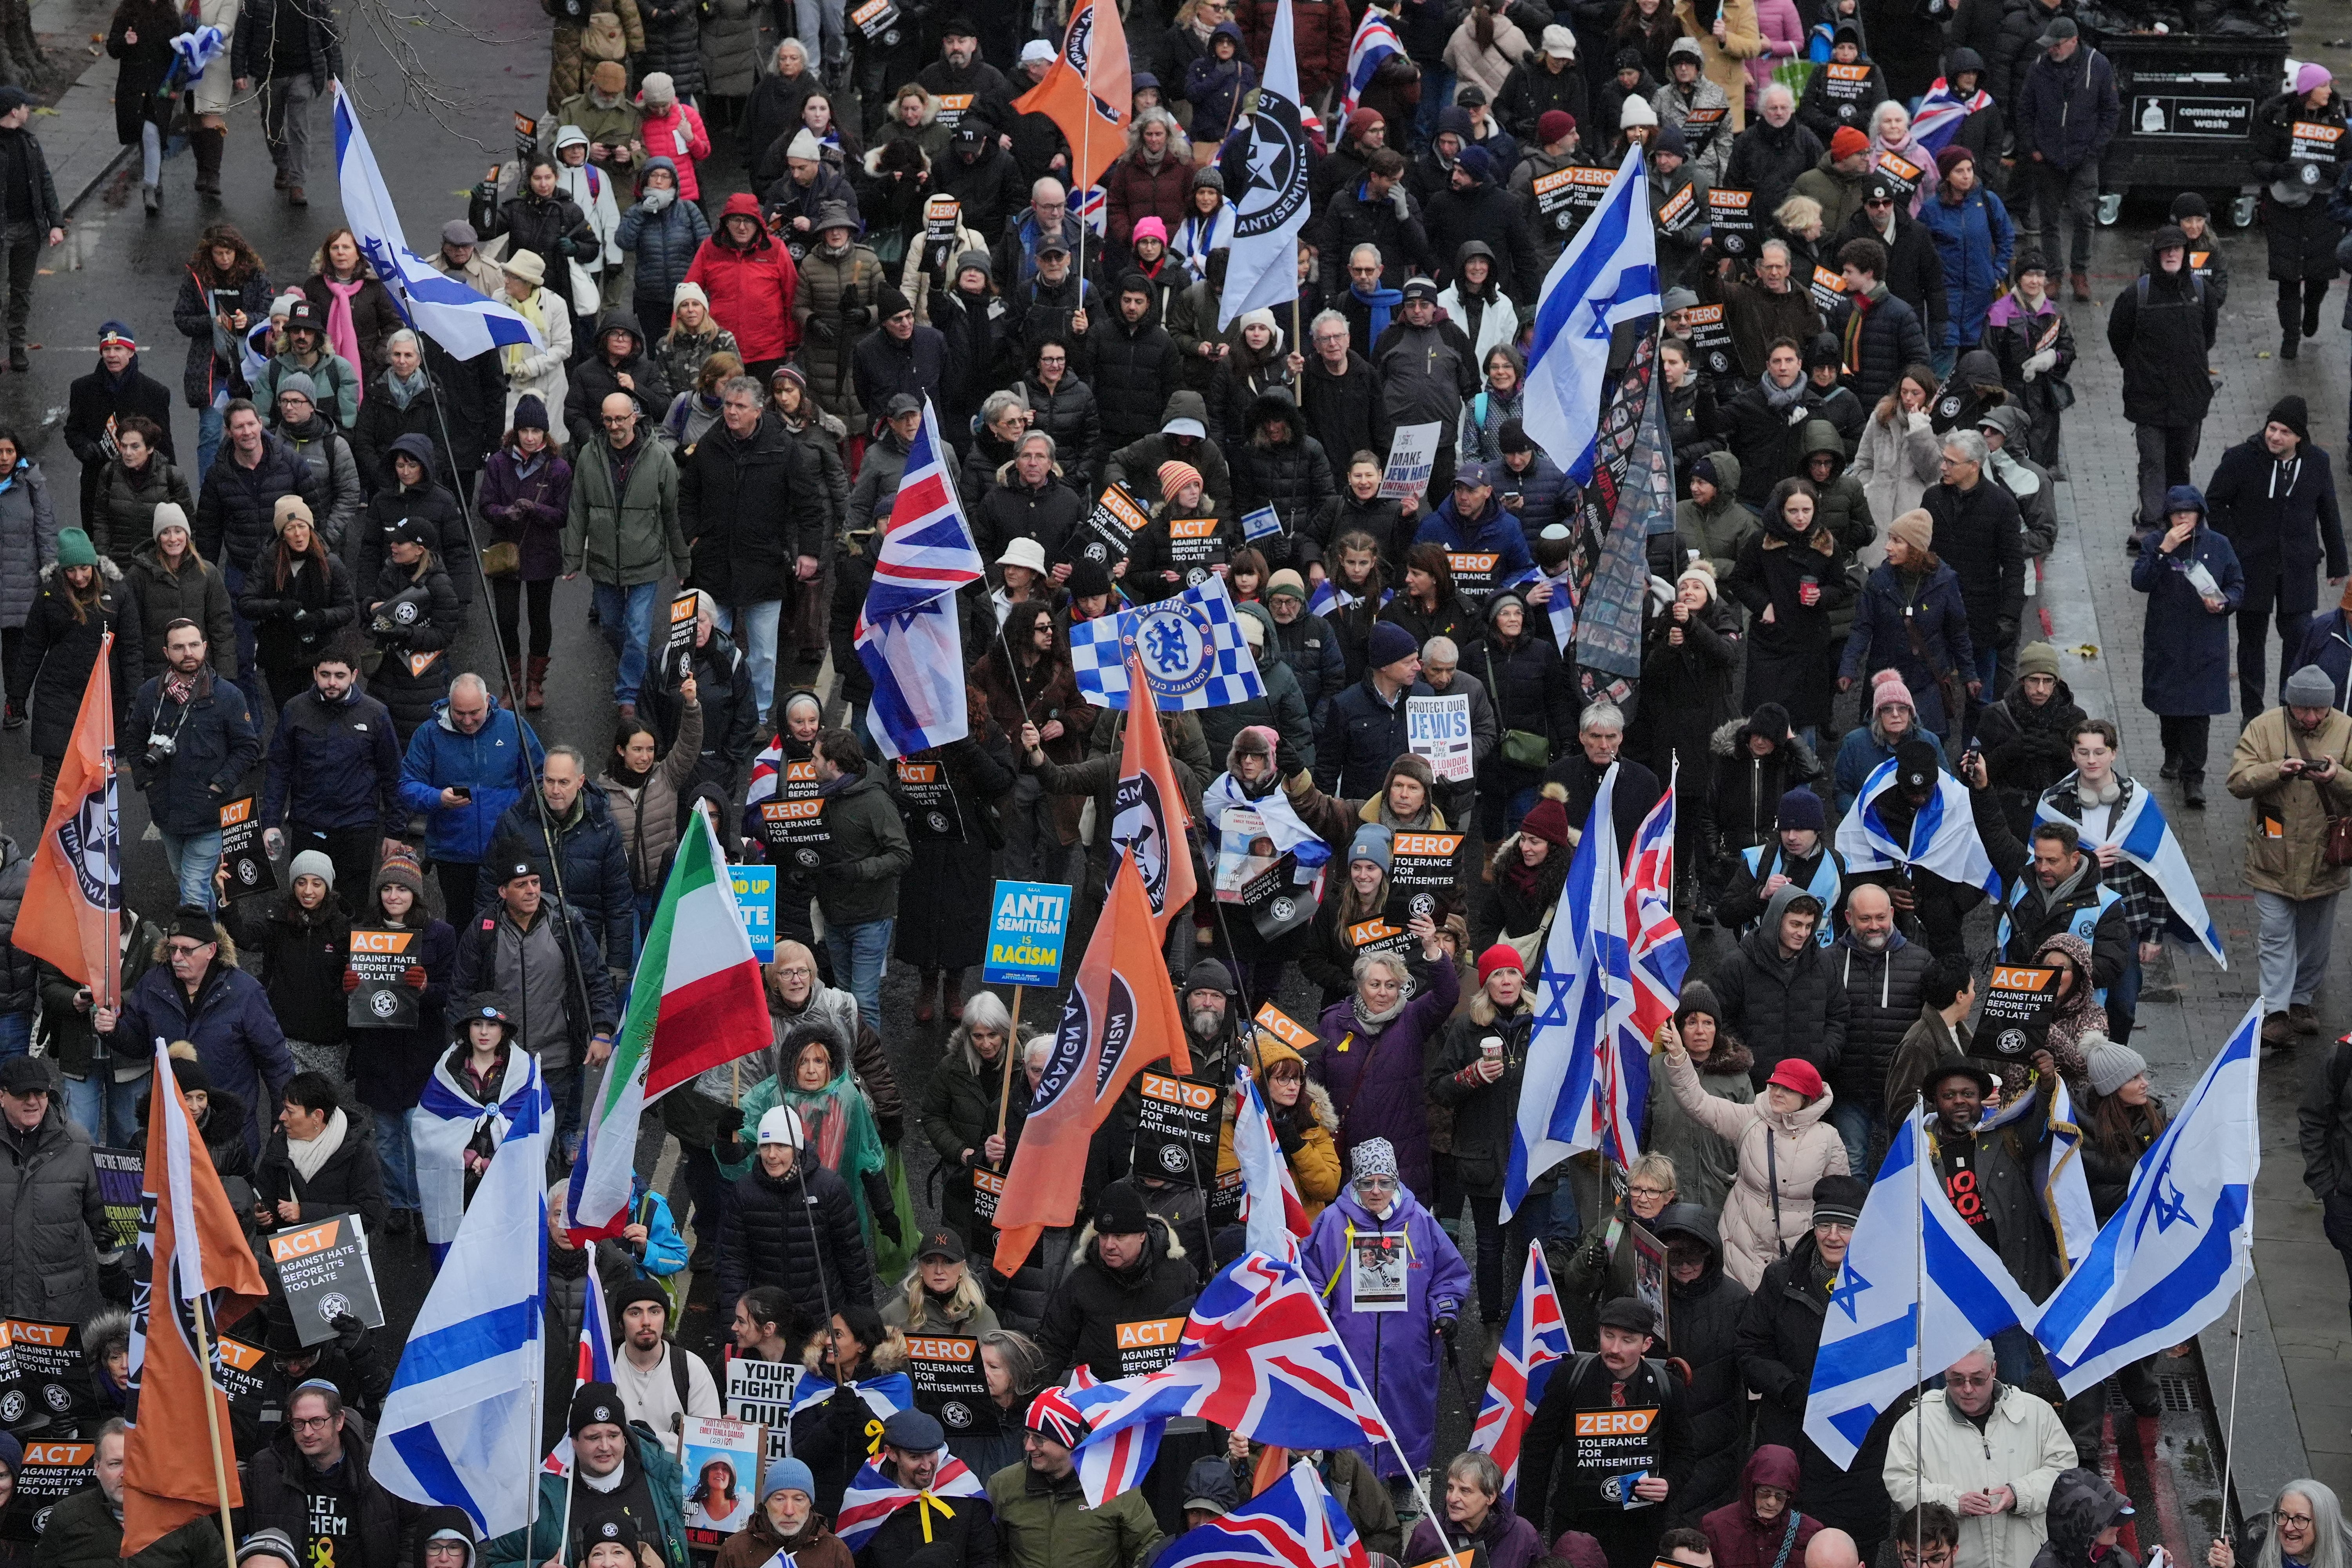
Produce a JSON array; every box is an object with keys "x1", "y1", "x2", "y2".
[
  {"x1": 1406, "y1": 1497, "x2": 1545, "y2": 1568},
  {"x1": 1308, "y1": 953, "x2": 1460, "y2": 1202},
  {"x1": 476, "y1": 445, "x2": 573, "y2": 582},
  {"x1": 1298, "y1": 1184, "x2": 1470, "y2": 1478}
]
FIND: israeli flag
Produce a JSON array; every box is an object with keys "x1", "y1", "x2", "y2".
[
  {"x1": 857, "y1": 590, "x2": 970, "y2": 759},
  {"x1": 332, "y1": 82, "x2": 546, "y2": 359},
  {"x1": 2034, "y1": 777, "x2": 2225, "y2": 966},
  {"x1": 1980, "y1": 1070, "x2": 2100, "y2": 1272},
  {"x1": 1836, "y1": 757, "x2": 2000, "y2": 896},
  {"x1": 1802, "y1": 1107, "x2": 2037, "y2": 1470},
  {"x1": 1520, "y1": 146, "x2": 1660, "y2": 485},
  {"x1": 2031, "y1": 1004, "x2": 2260, "y2": 1398},
  {"x1": 1504, "y1": 764, "x2": 1634, "y2": 1219},
  {"x1": 374, "y1": 1060, "x2": 552, "y2": 1537}
]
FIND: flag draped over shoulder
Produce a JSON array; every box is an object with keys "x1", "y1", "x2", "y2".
[
  {"x1": 1215, "y1": 0, "x2": 1311, "y2": 329},
  {"x1": 1338, "y1": 8, "x2": 1401, "y2": 120},
  {"x1": 413, "y1": 1045, "x2": 542, "y2": 1267},
  {"x1": 1801, "y1": 1108, "x2": 2035, "y2": 1469},
  {"x1": 125, "y1": 1036, "x2": 266, "y2": 1553},
  {"x1": 1152, "y1": 1458, "x2": 1368, "y2": 1568},
  {"x1": 1111, "y1": 658, "x2": 1198, "y2": 940},
  {"x1": 331, "y1": 83, "x2": 546, "y2": 358},
  {"x1": 1520, "y1": 146, "x2": 1660, "y2": 484},
  {"x1": 2032, "y1": 777, "x2": 2223, "y2": 965},
  {"x1": 835, "y1": 1454, "x2": 987, "y2": 1551},
  {"x1": 991, "y1": 856, "x2": 1192, "y2": 1276},
  {"x1": 1835, "y1": 757, "x2": 2000, "y2": 895},
  {"x1": 1012, "y1": 0, "x2": 1132, "y2": 192},
  {"x1": 16, "y1": 632, "x2": 120, "y2": 1000},
  {"x1": 375, "y1": 1060, "x2": 553, "y2": 1538},
  {"x1": 570, "y1": 815, "x2": 768, "y2": 1240},
  {"x1": 2031, "y1": 1005, "x2": 2259, "y2": 1397}
]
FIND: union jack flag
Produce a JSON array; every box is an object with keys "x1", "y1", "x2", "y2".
[
  {"x1": 1154, "y1": 1459, "x2": 1370, "y2": 1568},
  {"x1": 541, "y1": 1245, "x2": 613, "y2": 1477},
  {"x1": 858, "y1": 396, "x2": 985, "y2": 621},
  {"x1": 1911, "y1": 77, "x2": 1992, "y2": 154},
  {"x1": 833, "y1": 1453, "x2": 987, "y2": 1551},
  {"x1": 1065, "y1": 1363, "x2": 1158, "y2": 1504},
  {"x1": 1468, "y1": 1242, "x2": 1571, "y2": 1504},
  {"x1": 1338, "y1": 8, "x2": 1402, "y2": 122},
  {"x1": 1622, "y1": 764, "x2": 1686, "y2": 1089},
  {"x1": 1065, "y1": 1252, "x2": 1392, "y2": 1506},
  {"x1": 1235, "y1": 1065, "x2": 1308, "y2": 1260}
]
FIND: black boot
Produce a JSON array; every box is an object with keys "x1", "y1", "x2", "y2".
[
  {"x1": 2283, "y1": 328, "x2": 2300, "y2": 360},
  {"x1": 192, "y1": 125, "x2": 224, "y2": 196},
  {"x1": 2183, "y1": 772, "x2": 2207, "y2": 809},
  {"x1": 2308, "y1": 285, "x2": 2328, "y2": 338}
]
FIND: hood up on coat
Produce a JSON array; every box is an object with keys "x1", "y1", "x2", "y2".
[
  {"x1": 1737, "y1": 1445, "x2": 1805, "y2": 1523},
  {"x1": 2040, "y1": 1468, "x2": 2134, "y2": 1568}
]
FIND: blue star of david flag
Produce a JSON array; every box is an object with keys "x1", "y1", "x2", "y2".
[
  {"x1": 1520, "y1": 144, "x2": 1660, "y2": 485},
  {"x1": 2031, "y1": 1003, "x2": 2260, "y2": 1398},
  {"x1": 1802, "y1": 1106, "x2": 2037, "y2": 1470},
  {"x1": 1067, "y1": 575, "x2": 1267, "y2": 712}
]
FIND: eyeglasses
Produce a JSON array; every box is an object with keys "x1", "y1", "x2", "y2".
[
  {"x1": 1947, "y1": 1370, "x2": 1995, "y2": 1388},
  {"x1": 775, "y1": 965, "x2": 814, "y2": 979},
  {"x1": 2279, "y1": 1517, "x2": 2317, "y2": 1530},
  {"x1": 166, "y1": 942, "x2": 212, "y2": 957},
  {"x1": 1865, "y1": 197, "x2": 1894, "y2": 207},
  {"x1": 289, "y1": 1415, "x2": 337, "y2": 1432},
  {"x1": 1628, "y1": 1184, "x2": 1673, "y2": 1198}
]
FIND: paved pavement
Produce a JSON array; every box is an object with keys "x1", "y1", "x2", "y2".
[{"x1": 7, "y1": 0, "x2": 2352, "y2": 1527}]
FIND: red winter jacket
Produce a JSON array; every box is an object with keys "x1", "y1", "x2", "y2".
[
  {"x1": 1102, "y1": 143, "x2": 1195, "y2": 251},
  {"x1": 1700, "y1": 1446, "x2": 1824, "y2": 1568},
  {"x1": 1241, "y1": 0, "x2": 1356, "y2": 105},
  {"x1": 683, "y1": 194, "x2": 801, "y2": 362}
]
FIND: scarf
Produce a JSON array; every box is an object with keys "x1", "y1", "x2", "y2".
[
  {"x1": 162, "y1": 668, "x2": 196, "y2": 708},
  {"x1": 1840, "y1": 283, "x2": 1886, "y2": 375},
  {"x1": 285, "y1": 1107, "x2": 348, "y2": 1181},
  {"x1": 1351, "y1": 991, "x2": 1406, "y2": 1029},
  {"x1": 320, "y1": 276, "x2": 368, "y2": 405},
  {"x1": 835, "y1": 1455, "x2": 988, "y2": 1551},
  {"x1": 610, "y1": 761, "x2": 650, "y2": 789},
  {"x1": 383, "y1": 366, "x2": 428, "y2": 410},
  {"x1": 502, "y1": 290, "x2": 543, "y2": 373},
  {"x1": 1762, "y1": 372, "x2": 1804, "y2": 410},
  {"x1": 103, "y1": 350, "x2": 141, "y2": 395},
  {"x1": 1352, "y1": 279, "x2": 1401, "y2": 345}
]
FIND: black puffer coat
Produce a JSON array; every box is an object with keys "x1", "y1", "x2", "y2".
[
  {"x1": 715, "y1": 1158, "x2": 874, "y2": 1327},
  {"x1": 89, "y1": 455, "x2": 194, "y2": 570},
  {"x1": 1426, "y1": 998, "x2": 1537, "y2": 1198},
  {"x1": 237, "y1": 552, "x2": 358, "y2": 680},
  {"x1": 9, "y1": 559, "x2": 141, "y2": 762},
  {"x1": 680, "y1": 411, "x2": 827, "y2": 603},
  {"x1": 1477, "y1": 609, "x2": 1578, "y2": 798},
  {"x1": 194, "y1": 432, "x2": 324, "y2": 578},
  {"x1": 0, "y1": 1100, "x2": 113, "y2": 1325},
  {"x1": 1973, "y1": 679, "x2": 2088, "y2": 839},
  {"x1": 355, "y1": 435, "x2": 475, "y2": 599},
  {"x1": 563, "y1": 314, "x2": 673, "y2": 450},
  {"x1": 2106, "y1": 236, "x2": 2218, "y2": 430},
  {"x1": 364, "y1": 559, "x2": 461, "y2": 739},
  {"x1": 350, "y1": 371, "x2": 465, "y2": 498},
  {"x1": 1654, "y1": 1203, "x2": 1752, "y2": 1522},
  {"x1": 255, "y1": 1111, "x2": 389, "y2": 1236},
  {"x1": 494, "y1": 185, "x2": 595, "y2": 274},
  {"x1": 639, "y1": 0, "x2": 707, "y2": 100},
  {"x1": 1737, "y1": 1230, "x2": 1893, "y2": 1545},
  {"x1": 1827, "y1": 931, "x2": 1929, "y2": 1123},
  {"x1": 2252, "y1": 90, "x2": 2347, "y2": 281},
  {"x1": 0, "y1": 837, "x2": 37, "y2": 1019},
  {"x1": 1022, "y1": 374, "x2": 1103, "y2": 490},
  {"x1": 1228, "y1": 392, "x2": 1341, "y2": 559},
  {"x1": 1091, "y1": 313, "x2": 1185, "y2": 453},
  {"x1": 1034, "y1": 1209, "x2": 1199, "y2": 1383},
  {"x1": 1709, "y1": 886, "x2": 1851, "y2": 1084},
  {"x1": 975, "y1": 470, "x2": 1087, "y2": 564},
  {"x1": 1707, "y1": 714, "x2": 1825, "y2": 857}
]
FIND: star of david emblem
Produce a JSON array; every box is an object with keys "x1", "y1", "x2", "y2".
[
  {"x1": 1828, "y1": 1261, "x2": 1869, "y2": 1320},
  {"x1": 2148, "y1": 1169, "x2": 2198, "y2": 1232}
]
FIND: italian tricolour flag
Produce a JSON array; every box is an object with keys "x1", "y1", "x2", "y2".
[{"x1": 567, "y1": 813, "x2": 769, "y2": 1239}]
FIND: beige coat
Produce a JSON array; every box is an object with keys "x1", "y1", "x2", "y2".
[
  {"x1": 1884, "y1": 1386, "x2": 2077, "y2": 1568},
  {"x1": 600, "y1": 699, "x2": 703, "y2": 893},
  {"x1": 2227, "y1": 705, "x2": 2352, "y2": 900},
  {"x1": 1849, "y1": 408, "x2": 1939, "y2": 566},
  {"x1": 1662, "y1": 1046, "x2": 1848, "y2": 1289},
  {"x1": 192, "y1": 0, "x2": 240, "y2": 117},
  {"x1": 1671, "y1": 0, "x2": 1764, "y2": 130},
  {"x1": 1441, "y1": 15, "x2": 1534, "y2": 104}
]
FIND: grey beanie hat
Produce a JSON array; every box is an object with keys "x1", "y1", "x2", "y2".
[
  {"x1": 288, "y1": 849, "x2": 336, "y2": 889},
  {"x1": 1351, "y1": 1138, "x2": 1399, "y2": 1183},
  {"x1": 2082, "y1": 1033, "x2": 2149, "y2": 1098},
  {"x1": 275, "y1": 370, "x2": 318, "y2": 404},
  {"x1": 2285, "y1": 664, "x2": 2339, "y2": 708},
  {"x1": 954, "y1": 248, "x2": 993, "y2": 281}
]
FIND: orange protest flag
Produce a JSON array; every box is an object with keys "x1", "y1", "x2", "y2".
[
  {"x1": 123, "y1": 1039, "x2": 268, "y2": 1557},
  {"x1": 1012, "y1": 0, "x2": 1133, "y2": 194},
  {"x1": 15, "y1": 632, "x2": 121, "y2": 1005},
  {"x1": 1114, "y1": 652, "x2": 1198, "y2": 942},
  {"x1": 991, "y1": 852, "x2": 1190, "y2": 1279}
]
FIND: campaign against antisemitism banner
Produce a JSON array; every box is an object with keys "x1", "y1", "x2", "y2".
[
  {"x1": 1406, "y1": 695, "x2": 1474, "y2": 782},
  {"x1": 664, "y1": 590, "x2": 699, "y2": 674},
  {"x1": 1379, "y1": 423, "x2": 1442, "y2": 499},
  {"x1": 1253, "y1": 1001, "x2": 1319, "y2": 1056},
  {"x1": 267, "y1": 1216, "x2": 385, "y2": 1346},
  {"x1": 1387, "y1": 831, "x2": 1466, "y2": 901},
  {"x1": 1683, "y1": 302, "x2": 1737, "y2": 379},
  {"x1": 4, "y1": 1441, "x2": 93, "y2": 1540},
  {"x1": 983, "y1": 881, "x2": 1073, "y2": 988},
  {"x1": 93, "y1": 1149, "x2": 141, "y2": 1252},
  {"x1": 971, "y1": 1165, "x2": 1006, "y2": 1226},
  {"x1": 218, "y1": 795, "x2": 273, "y2": 900},
  {"x1": 757, "y1": 760, "x2": 829, "y2": 868},
  {"x1": 1706, "y1": 189, "x2": 1757, "y2": 256},
  {"x1": 0, "y1": 1321, "x2": 83, "y2": 1434},
  {"x1": 1979, "y1": 964, "x2": 2062, "y2": 1056},
  {"x1": 346, "y1": 926, "x2": 421, "y2": 1030},
  {"x1": 895, "y1": 760, "x2": 964, "y2": 842},
  {"x1": 727, "y1": 866, "x2": 776, "y2": 962},
  {"x1": 1069, "y1": 483, "x2": 1154, "y2": 568},
  {"x1": 725, "y1": 1358, "x2": 797, "y2": 1463},
  {"x1": 904, "y1": 1334, "x2": 989, "y2": 1430},
  {"x1": 1114, "y1": 1316, "x2": 1185, "y2": 1377},
  {"x1": 210, "y1": 1333, "x2": 283, "y2": 1426},
  {"x1": 1134, "y1": 1071, "x2": 1220, "y2": 1181}
]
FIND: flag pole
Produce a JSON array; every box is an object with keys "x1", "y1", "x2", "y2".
[
  {"x1": 994, "y1": 985, "x2": 1024, "y2": 1148},
  {"x1": 2216, "y1": 1091, "x2": 2254, "y2": 1519},
  {"x1": 1074, "y1": 3, "x2": 1092, "y2": 321},
  {"x1": 1301, "y1": 1264, "x2": 1454, "y2": 1550},
  {"x1": 1911, "y1": 1097, "x2": 1925, "y2": 1568},
  {"x1": 186, "y1": 1296, "x2": 239, "y2": 1568}
]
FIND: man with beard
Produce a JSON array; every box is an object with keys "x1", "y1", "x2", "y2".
[
  {"x1": 1826, "y1": 884, "x2": 1928, "y2": 1174},
  {"x1": 490, "y1": 1381, "x2": 690, "y2": 1568},
  {"x1": 932, "y1": 122, "x2": 1027, "y2": 243},
  {"x1": 1849, "y1": 739, "x2": 1982, "y2": 960},
  {"x1": 1647, "y1": 1204, "x2": 1750, "y2": 1519},
  {"x1": 552, "y1": 60, "x2": 644, "y2": 185},
  {"x1": 1962, "y1": 797, "x2": 2130, "y2": 997},
  {"x1": 1103, "y1": 392, "x2": 1233, "y2": 510},
  {"x1": 1521, "y1": 1297, "x2": 1691, "y2": 1560},
  {"x1": 917, "y1": 18, "x2": 1011, "y2": 131},
  {"x1": 851, "y1": 1409, "x2": 998, "y2": 1568}
]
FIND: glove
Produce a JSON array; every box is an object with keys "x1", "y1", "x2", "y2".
[
  {"x1": 842, "y1": 305, "x2": 873, "y2": 327},
  {"x1": 290, "y1": 607, "x2": 309, "y2": 624},
  {"x1": 342, "y1": 968, "x2": 361, "y2": 993},
  {"x1": 806, "y1": 317, "x2": 837, "y2": 344},
  {"x1": 1995, "y1": 618, "x2": 2018, "y2": 648},
  {"x1": 2023, "y1": 348, "x2": 2058, "y2": 379},
  {"x1": 1435, "y1": 1316, "x2": 1459, "y2": 1345},
  {"x1": 331, "y1": 1312, "x2": 366, "y2": 1352},
  {"x1": 1388, "y1": 185, "x2": 1409, "y2": 217},
  {"x1": 1577, "y1": 1230, "x2": 1610, "y2": 1272},
  {"x1": 403, "y1": 964, "x2": 428, "y2": 989},
  {"x1": 715, "y1": 1104, "x2": 745, "y2": 1141},
  {"x1": 877, "y1": 1207, "x2": 903, "y2": 1245}
]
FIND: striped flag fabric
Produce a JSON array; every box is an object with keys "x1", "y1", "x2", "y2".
[
  {"x1": 855, "y1": 396, "x2": 987, "y2": 757},
  {"x1": 1980, "y1": 1072, "x2": 2099, "y2": 1272},
  {"x1": 331, "y1": 82, "x2": 546, "y2": 358},
  {"x1": 1835, "y1": 756, "x2": 2000, "y2": 897},
  {"x1": 2030, "y1": 777, "x2": 2223, "y2": 965},
  {"x1": 835, "y1": 1453, "x2": 987, "y2": 1550},
  {"x1": 858, "y1": 396, "x2": 986, "y2": 621},
  {"x1": 541, "y1": 1242, "x2": 613, "y2": 1478},
  {"x1": 1215, "y1": 0, "x2": 1310, "y2": 330},
  {"x1": 373, "y1": 1046, "x2": 553, "y2": 1537},
  {"x1": 15, "y1": 632, "x2": 121, "y2": 1002},
  {"x1": 1623, "y1": 767, "x2": 1686, "y2": 1060},
  {"x1": 1065, "y1": 576, "x2": 1266, "y2": 712},
  {"x1": 1520, "y1": 145, "x2": 1661, "y2": 484},
  {"x1": 124, "y1": 1035, "x2": 266, "y2": 1553},
  {"x1": 412, "y1": 1043, "x2": 543, "y2": 1268},
  {"x1": 1468, "y1": 1242, "x2": 1571, "y2": 1504},
  {"x1": 1338, "y1": 7, "x2": 1402, "y2": 120},
  {"x1": 1506, "y1": 764, "x2": 1636, "y2": 1219},
  {"x1": 568, "y1": 815, "x2": 769, "y2": 1241},
  {"x1": 1234, "y1": 1065, "x2": 1308, "y2": 1260},
  {"x1": 1911, "y1": 76, "x2": 1991, "y2": 153},
  {"x1": 1152, "y1": 1458, "x2": 1368, "y2": 1568}
]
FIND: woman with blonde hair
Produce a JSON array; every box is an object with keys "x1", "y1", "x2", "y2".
[
  {"x1": 661, "y1": 350, "x2": 746, "y2": 448},
  {"x1": 302, "y1": 228, "x2": 403, "y2": 386},
  {"x1": 882, "y1": 1231, "x2": 1001, "y2": 1336}
]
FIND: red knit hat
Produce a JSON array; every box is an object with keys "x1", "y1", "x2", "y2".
[
  {"x1": 1519, "y1": 785, "x2": 1573, "y2": 848},
  {"x1": 1477, "y1": 944, "x2": 1524, "y2": 987},
  {"x1": 1829, "y1": 126, "x2": 1870, "y2": 160}
]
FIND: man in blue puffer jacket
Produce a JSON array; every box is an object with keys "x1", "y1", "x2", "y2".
[
  {"x1": 1412, "y1": 461, "x2": 1538, "y2": 604},
  {"x1": 397, "y1": 673, "x2": 546, "y2": 938}
]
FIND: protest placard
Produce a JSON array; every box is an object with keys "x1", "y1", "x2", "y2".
[
  {"x1": 895, "y1": 760, "x2": 964, "y2": 841},
  {"x1": 725, "y1": 1357, "x2": 796, "y2": 1463},
  {"x1": 1114, "y1": 1317, "x2": 1185, "y2": 1376},
  {"x1": 1134, "y1": 1071, "x2": 1220, "y2": 1181},
  {"x1": 904, "y1": 1335, "x2": 989, "y2": 1432},
  {"x1": 267, "y1": 1215, "x2": 385, "y2": 1346},
  {"x1": 1406, "y1": 694, "x2": 1473, "y2": 782},
  {"x1": 219, "y1": 795, "x2": 274, "y2": 900},
  {"x1": 1379, "y1": 423, "x2": 1442, "y2": 499},
  {"x1": 757, "y1": 759, "x2": 828, "y2": 868},
  {"x1": 983, "y1": 881, "x2": 1071, "y2": 987},
  {"x1": 5, "y1": 1441, "x2": 92, "y2": 1540},
  {"x1": 1069, "y1": 483, "x2": 1154, "y2": 568},
  {"x1": 346, "y1": 926, "x2": 421, "y2": 1030},
  {"x1": 727, "y1": 866, "x2": 776, "y2": 962},
  {"x1": 93, "y1": 1149, "x2": 140, "y2": 1252},
  {"x1": 682, "y1": 1416, "x2": 762, "y2": 1543},
  {"x1": 1706, "y1": 189, "x2": 1757, "y2": 256}
]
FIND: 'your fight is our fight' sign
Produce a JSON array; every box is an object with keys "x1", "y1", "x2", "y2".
[{"x1": 983, "y1": 880, "x2": 1071, "y2": 987}]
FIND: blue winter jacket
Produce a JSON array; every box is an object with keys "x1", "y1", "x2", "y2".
[
  {"x1": 1491, "y1": 450, "x2": 1573, "y2": 544},
  {"x1": 613, "y1": 158, "x2": 713, "y2": 307},
  {"x1": 111, "y1": 956, "x2": 294, "y2": 1154},
  {"x1": 1837, "y1": 560, "x2": 1977, "y2": 738},
  {"x1": 1916, "y1": 185, "x2": 2015, "y2": 350},
  {"x1": 263, "y1": 684, "x2": 404, "y2": 837},
  {"x1": 397, "y1": 702, "x2": 548, "y2": 866},
  {"x1": 480, "y1": 783, "x2": 639, "y2": 970},
  {"x1": 1412, "y1": 493, "x2": 1538, "y2": 580}
]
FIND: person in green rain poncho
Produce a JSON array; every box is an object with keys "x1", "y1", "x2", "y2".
[{"x1": 726, "y1": 1020, "x2": 912, "y2": 1278}]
